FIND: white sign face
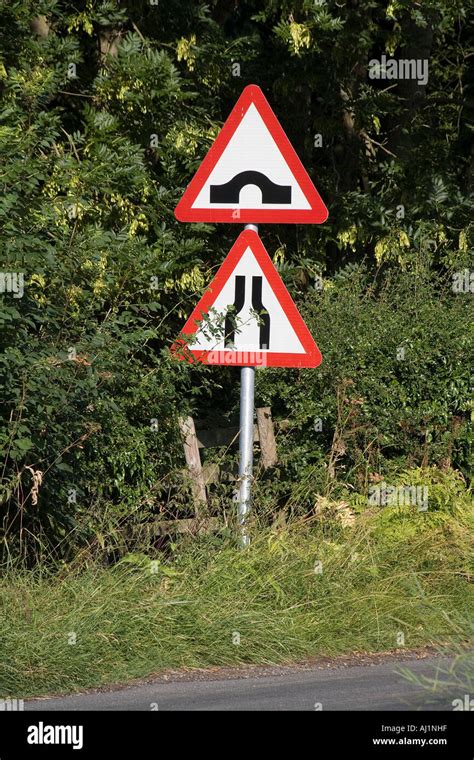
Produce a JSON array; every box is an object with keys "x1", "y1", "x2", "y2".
[
  {"x1": 191, "y1": 104, "x2": 311, "y2": 213},
  {"x1": 188, "y1": 244, "x2": 304, "y2": 354},
  {"x1": 175, "y1": 85, "x2": 328, "y2": 225},
  {"x1": 175, "y1": 230, "x2": 322, "y2": 368}
]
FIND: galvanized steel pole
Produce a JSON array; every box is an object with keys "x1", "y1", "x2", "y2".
[{"x1": 237, "y1": 223, "x2": 258, "y2": 546}]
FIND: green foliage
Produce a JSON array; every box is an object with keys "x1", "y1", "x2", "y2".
[
  {"x1": 0, "y1": 0, "x2": 473, "y2": 563},
  {"x1": 253, "y1": 265, "x2": 473, "y2": 514}
]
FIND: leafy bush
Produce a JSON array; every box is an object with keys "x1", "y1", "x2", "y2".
[
  {"x1": 1, "y1": 252, "x2": 472, "y2": 563},
  {"x1": 254, "y1": 264, "x2": 473, "y2": 514}
]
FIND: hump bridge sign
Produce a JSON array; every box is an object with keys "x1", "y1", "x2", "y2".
[{"x1": 175, "y1": 85, "x2": 328, "y2": 225}]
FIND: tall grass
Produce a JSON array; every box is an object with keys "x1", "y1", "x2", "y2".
[
  {"x1": 1, "y1": 495, "x2": 472, "y2": 697},
  {"x1": 399, "y1": 615, "x2": 474, "y2": 700}
]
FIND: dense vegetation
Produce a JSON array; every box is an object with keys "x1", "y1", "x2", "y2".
[
  {"x1": 1, "y1": 0, "x2": 473, "y2": 698},
  {"x1": 1, "y1": 1, "x2": 472, "y2": 565}
]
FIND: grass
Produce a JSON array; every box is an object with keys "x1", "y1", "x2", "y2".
[
  {"x1": 399, "y1": 615, "x2": 474, "y2": 702},
  {"x1": 1, "y1": 485, "x2": 473, "y2": 698}
]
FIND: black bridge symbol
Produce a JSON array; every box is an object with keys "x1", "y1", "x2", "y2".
[
  {"x1": 224, "y1": 275, "x2": 270, "y2": 350},
  {"x1": 210, "y1": 171, "x2": 292, "y2": 205}
]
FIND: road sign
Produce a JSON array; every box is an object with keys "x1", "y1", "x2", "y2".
[
  {"x1": 175, "y1": 85, "x2": 328, "y2": 224},
  {"x1": 173, "y1": 229, "x2": 322, "y2": 368}
]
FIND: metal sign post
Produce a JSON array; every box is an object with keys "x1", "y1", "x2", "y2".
[
  {"x1": 237, "y1": 365, "x2": 254, "y2": 547},
  {"x1": 237, "y1": 223, "x2": 258, "y2": 547},
  {"x1": 174, "y1": 84, "x2": 327, "y2": 548}
]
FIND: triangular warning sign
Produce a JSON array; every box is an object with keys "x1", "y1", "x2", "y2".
[
  {"x1": 173, "y1": 230, "x2": 322, "y2": 368},
  {"x1": 175, "y1": 85, "x2": 328, "y2": 224}
]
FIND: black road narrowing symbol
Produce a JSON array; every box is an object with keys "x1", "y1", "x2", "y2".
[
  {"x1": 224, "y1": 275, "x2": 270, "y2": 350},
  {"x1": 224, "y1": 275, "x2": 245, "y2": 348},
  {"x1": 251, "y1": 276, "x2": 270, "y2": 349},
  {"x1": 210, "y1": 171, "x2": 292, "y2": 205}
]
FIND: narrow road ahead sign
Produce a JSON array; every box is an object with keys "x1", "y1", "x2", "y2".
[
  {"x1": 175, "y1": 85, "x2": 328, "y2": 224},
  {"x1": 173, "y1": 230, "x2": 322, "y2": 368}
]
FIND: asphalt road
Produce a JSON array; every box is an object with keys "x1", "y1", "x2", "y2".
[{"x1": 26, "y1": 656, "x2": 458, "y2": 711}]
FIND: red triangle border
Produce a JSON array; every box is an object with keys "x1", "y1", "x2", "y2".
[
  {"x1": 175, "y1": 85, "x2": 328, "y2": 225},
  {"x1": 173, "y1": 230, "x2": 322, "y2": 368}
]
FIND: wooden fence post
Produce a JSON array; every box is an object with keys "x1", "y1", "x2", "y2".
[
  {"x1": 256, "y1": 407, "x2": 277, "y2": 470},
  {"x1": 179, "y1": 416, "x2": 208, "y2": 515}
]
